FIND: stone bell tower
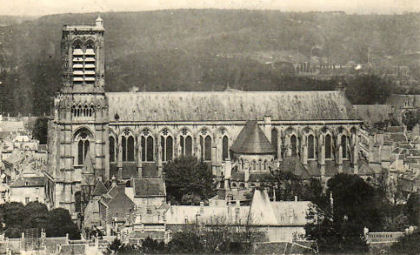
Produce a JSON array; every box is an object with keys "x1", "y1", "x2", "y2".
[{"x1": 49, "y1": 16, "x2": 109, "y2": 216}]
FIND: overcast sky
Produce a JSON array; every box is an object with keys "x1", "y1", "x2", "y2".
[{"x1": 1, "y1": 0, "x2": 420, "y2": 16}]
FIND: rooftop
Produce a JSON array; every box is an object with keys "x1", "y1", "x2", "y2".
[
  {"x1": 107, "y1": 91, "x2": 357, "y2": 122},
  {"x1": 231, "y1": 120, "x2": 275, "y2": 154}
]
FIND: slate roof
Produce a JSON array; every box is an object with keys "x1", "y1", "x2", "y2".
[
  {"x1": 9, "y1": 176, "x2": 45, "y2": 187},
  {"x1": 134, "y1": 178, "x2": 166, "y2": 197},
  {"x1": 352, "y1": 105, "x2": 393, "y2": 125},
  {"x1": 106, "y1": 191, "x2": 135, "y2": 211},
  {"x1": 92, "y1": 181, "x2": 108, "y2": 197},
  {"x1": 231, "y1": 120, "x2": 275, "y2": 154},
  {"x1": 279, "y1": 157, "x2": 312, "y2": 179},
  {"x1": 106, "y1": 91, "x2": 357, "y2": 122}
]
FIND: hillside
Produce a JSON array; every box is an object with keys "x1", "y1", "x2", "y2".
[{"x1": 0, "y1": 10, "x2": 419, "y2": 115}]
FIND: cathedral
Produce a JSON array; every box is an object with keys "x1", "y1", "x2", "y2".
[{"x1": 45, "y1": 17, "x2": 363, "y2": 216}]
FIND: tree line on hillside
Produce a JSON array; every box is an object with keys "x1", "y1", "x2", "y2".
[
  {"x1": 1, "y1": 9, "x2": 418, "y2": 116},
  {"x1": 0, "y1": 202, "x2": 80, "y2": 239}
]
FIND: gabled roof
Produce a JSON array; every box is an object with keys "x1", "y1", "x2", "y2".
[
  {"x1": 279, "y1": 157, "x2": 312, "y2": 179},
  {"x1": 10, "y1": 176, "x2": 45, "y2": 187},
  {"x1": 134, "y1": 178, "x2": 165, "y2": 197},
  {"x1": 231, "y1": 120, "x2": 274, "y2": 154},
  {"x1": 92, "y1": 181, "x2": 108, "y2": 197},
  {"x1": 107, "y1": 191, "x2": 135, "y2": 209},
  {"x1": 107, "y1": 91, "x2": 357, "y2": 122},
  {"x1": 249, "y1": 189, "x2": 278, "y2": 225}
]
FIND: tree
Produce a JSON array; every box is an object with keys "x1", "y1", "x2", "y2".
[
  {"x1": 32, "y1": 117, "x2": 48, "y2": 144},
  {"x1": 164, "y1": 156, "x2": 216, "y2": 204},
  {"x1": 405, "y1": 193, "x2": 420, "y2": 227},
  {"x1": 167, "y1": 231, "x2": 202, "y2": 254},
  {"x1": 305, "y1": 174, "x2": 388, "y2": 253},
  {"x1": 141, "y1": 237, "x2": 165, "y2": 254},
  {"x1": 0, "y1": 202, "x2": 25, "y2": 238},
  {"x1": 108, "y1": 238, "x2": 121, "y2": 254},
  {"x1": 262, "y1": 168, "x2": 324, "y2": 203},
  {"x1": 46, "y1": 208, "x2": 80, "y2": 240},
  {"x1": 22, "y1": 202, "x2": 49, "y2": 230},
  {"x1": 391, "y1": 232, "x2": 420, "y2": 255},
  {"x1": 402, "y1": 110, "x2": 420, "y2": 131},
  {"x1": 345, "y1": 74, "x2": 392, "y2": 105}
]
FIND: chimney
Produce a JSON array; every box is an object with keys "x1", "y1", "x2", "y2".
[
  {"x1": 235, "y1": 200, "x2": 240, "y2": 223},
  {"x1": 111, "y1": 175, "x2": 117, "y2": 188},
  {"x1": 244, "y1": 168, "x2": 250, "y2": 183},
  {"x1": 225, "y1": 159, "x2": 232, "y2": 179},
  {"x1": 200, "y1": 201, "x2": 204, "y2": 215}
]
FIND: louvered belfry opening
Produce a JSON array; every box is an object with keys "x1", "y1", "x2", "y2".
[{"x1": 72, "y1": 42, "x2": 96, "y2": 85}]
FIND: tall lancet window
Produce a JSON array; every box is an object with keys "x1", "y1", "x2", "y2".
[
  {"x1": 141, "y1": 129, "x2": 154, "y2": 162},
  {"x1": 222, "y1": 135, "x2": 229, "y2": 161},
  {"x1": 200, "y1": 129, "x2": 212, "y2": 161},
  {"x1": 271, "y1": 129, "x2": 278, "y2": 158},
  {"x1": 121, "y1": 130, "x2": 135, "y2": 162},
  {"x1": 325, "y1": 134, "x2": 332, "y2": 159},
  {"x1": 109, "y1": 136, "x2": 115, "y2": 162},
  {"x1": 160, "y1": 128, "x2": 173, "y2": 162},
  {"x1": 341, "y1": 135, "x2": 347, "y2": 159},
  {"x1": 308, "y1": 134, "x2": 315, "y2": 159},
  {"x1": 180, "y1": 128, "x2": 193, "y2": 157},
  {"x1": 75, "y1": 128, "x2": 91, "y2": 165},
  {"x1": 291, "y1": 135, "x2": 297, "y2": 156}
]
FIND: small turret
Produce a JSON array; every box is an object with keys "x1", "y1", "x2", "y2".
[{"x1": 96, "y1": 15, "x2": 104, "y2": 28}]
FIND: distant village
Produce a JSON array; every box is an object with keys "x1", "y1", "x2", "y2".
[{"x1": 0, "y1": 16, "x2": 420, "y2": 255}]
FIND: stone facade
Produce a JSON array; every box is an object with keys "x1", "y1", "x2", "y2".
[{"x1": 47, "y1": 18, "x2": 364, "y2": 216}]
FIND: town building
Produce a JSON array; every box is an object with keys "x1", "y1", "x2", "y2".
[{"x1": 9, "y1": 168, "x2": 46, "y2": 205}]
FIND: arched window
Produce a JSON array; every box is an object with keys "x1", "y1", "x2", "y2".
[
  {"x1": 75, "y1": 191, "x2": 82, "y2": 213},
  {"x1": 252, "y1": 160, "x2": 257, "y2": 170},
  {"x1": 121, "y1": 134, "x2": 135, "y2": 162},
  {"x1": 200, "y1": 133, "x2": 212, "y2": 161},
  {"x1": 140, "y1": 130, "x2": 155, "y2": 162},
  {"x1": 271, "y1": 129, "x2": 278, "y2": 158},
  {"x1": 160, "y1": 133, "x2": 173, "y2": 162},
  {"x1": 222, "y1": 135, "x2": 229, "y2": 161},
  {"x1": 341, "y1": 135, "x2": 347, "y2": 159},
  {"x1": 180, "y1": 129, "x2": 193, "y2": 157},
  {"x1": 122, "y1": 136, "x2": 126, "y2": 161},
  {"x1": 205, "y1": 136, "x2": 212, "y2": 161},
  {"x1": 264, "y1": 160, "x2": 268, "y2": 170},
  {"x1": 141, "y1": 135, "x2": 154, "y2": 162},
  {"x1": 127, "y1": 136, "x2": 135, "y2": 161},
  {"x1": 147, "y1": 136, "x2": 154, "y2": 161},
  {"x1": 291, "y1": 135, "x2": 297, "y2": 156},
  {"x1": 308, "y1": 134, "x2": 315, "y2": 159},
  {"x1": 75, "y1": 129, "x2": 91, "y2": 165},
  {"x1": 325, "y1": 134, "x2": 332, "y2": 159},
  {"x1": 258, "y1": 159, "x2": 262, "y2": 170},
  {"x1": 109, "y1": 136, "x2": 115, "y2": 162}
]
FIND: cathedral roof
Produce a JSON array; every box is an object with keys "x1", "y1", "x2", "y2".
[
  {"x1": 231, "y1": 120, "x2": 274, "y2": 154},
  {"x1": 106, "y1": 91, "x2": 357, "y2": 122}
]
